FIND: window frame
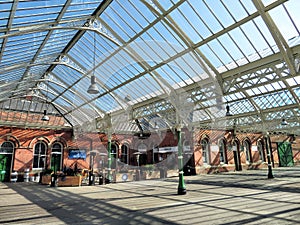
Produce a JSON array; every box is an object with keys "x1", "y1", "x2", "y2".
[{"x1": 33, "y1": 141, "x2": 48, "y2": 170}]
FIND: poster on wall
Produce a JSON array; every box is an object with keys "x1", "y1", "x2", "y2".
[{"x1": 68, "y1": 149, "x2": 87, "y2": 159}]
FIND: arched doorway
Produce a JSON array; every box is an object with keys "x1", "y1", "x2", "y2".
[
  {"x1": 201, "y1": 138, "x2": 210, "y2": 165},
  {"x1": 51, "y1": 142, "x2": 63, "y2": 172},
  {"x1": 243, "y1": 139, "x2": 252, "y2": 163},
  {"x1": 257, "y1": 140, "x2": 265, "y2": 162},
  {"x1": 219, "y1": 139, "x2": 227, "y2": 164},
  {"x1": 0, "y1": 141, "x2": 14, "y2": 182},
  {"x1": 111, "y1": 143, "x2": 118, "y2": 169},
  {"x1": 137, "y1": 143, "x2": 147, "y2": 166},
  {"x1": 120, "y1": 144, "x2": 129, "y2": 164},
  {"x1": 233, "y1": 141, "x2": 242, "y2": 171}
]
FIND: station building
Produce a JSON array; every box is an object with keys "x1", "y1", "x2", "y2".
[{"x1": 1, "y1": 1, "x2": 300, "y2": 185}]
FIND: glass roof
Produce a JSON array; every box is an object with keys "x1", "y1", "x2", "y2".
[{"x1": 1, "y1": 0, "x2": 300, "y2": 135}]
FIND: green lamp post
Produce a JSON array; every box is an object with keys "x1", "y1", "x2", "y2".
[{"x1": 177, "y1": 127, "x2": 186, "y2": 195}]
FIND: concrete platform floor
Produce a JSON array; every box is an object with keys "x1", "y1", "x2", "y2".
[{"x1": 0, "y1": 167, "x2": 299, "y2": 225}]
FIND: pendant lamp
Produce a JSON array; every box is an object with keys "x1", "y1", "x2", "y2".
[
  {"x1": 87, "y1": 31, "x2": 99, "y2": 94},
  {"x1": 281, "y1": 118, "x2": 288, "y2": 126},
  {"x1": 41, "y1": 82, "x2": 50, "y2": 121},
  {"x1": 226, "y1": 104, "x2": 232, "y2": 116},
  {"x1": 41, "y1": 109, "x2": 50, "y2": 121}
]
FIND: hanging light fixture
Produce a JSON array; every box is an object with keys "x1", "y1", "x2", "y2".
[
  {"x1": 226, "y1": 104, "x2": 232, "y2": 116},
  {"x1": 41, "y1": 109, "x2": 50, "y2": 121},
  {"x1": 281, "y1": 118, "x2": 288, "y2": 126},
  {"x1": 41, "y1": 81, "x2": 50, "y2": 121},
  {"x1": 87, "y1": 31, "x2": 99, "y2": 94}
]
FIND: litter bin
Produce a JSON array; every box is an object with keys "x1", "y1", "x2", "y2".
[
  {"x1": 24, "y1": 169, "x2": 29, "y2": 182},
  {"x1": 89, "y1": 171, "x2": 95, "y2": 186},
  {"x1": 99, "y1": 174, "x2": 103, "y2": 185}
]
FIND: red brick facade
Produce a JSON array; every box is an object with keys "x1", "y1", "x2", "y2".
[{"x1": 0, "y1": 126, "x2": 299, "y2": 181}]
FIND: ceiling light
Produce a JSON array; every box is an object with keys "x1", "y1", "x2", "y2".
[
  {"x1": 87, "y1": 31, "x2": 99, "y2": 94},
  {"x1": 87, "y1": 75, "x2": 99, "y2": 94},
  {"x1": 41, "y1": 109, "x2": 49, "y2": 121},
  {"x1": 226, "y1": 105, "x2": 232, "y2": 116},
  {"x1": 41, "y1": 81, "x2": 50, "y2": 121},
  {"x1": 281, "y1": 118, "x2": 288, "y2": 126}
]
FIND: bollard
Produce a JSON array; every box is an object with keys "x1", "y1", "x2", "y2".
[
  {"x1": 10, "y1": 171, "x2": 18, "y2": 182},
  {"x1": 50, "y1": 174, "x2": 57, "y2": 187},
  {"x1": 24, "y1": 169, "x2": 29, "y2": 182}
]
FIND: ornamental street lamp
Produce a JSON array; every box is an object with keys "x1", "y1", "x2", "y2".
[
  {"x1": 177, "y1": 127, "x2": 186, "y2": 195},
  {"x1": 264, "y1": 133, "x2": 274, "y2": 179}
]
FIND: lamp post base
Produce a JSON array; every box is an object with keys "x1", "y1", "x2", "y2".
[
  {"x1": 177, "y1": 187, "x2": 187, "y2": 195},
  {"x1": 268, "y1": 168, "x2": 274, "y2": 179}
]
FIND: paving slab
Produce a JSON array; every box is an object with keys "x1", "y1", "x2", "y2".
[{"x1": 0, "y1": 167, "x2": 299, "y2": 225}]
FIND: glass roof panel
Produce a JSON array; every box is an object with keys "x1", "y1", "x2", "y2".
[
  {"x1": 63, "y1": 1, "x2": 100, "y2": 20},
  {"x1": 115, "y1": 73, "x2": 162, "y2": 104},
  {"x1": 53, "y1": 94, "x2": 73, "y2": 109},
  {"x1": 0, "y1": 68, "x2": 25, "y2": 82},
  {"x1": 287, "y1": 75, "x2": 300, "y2": 86},
  {"x1": 52, "y1": 65, "x2": 83, "y2": 86},
  {"x1": 222, "y1": 0, "x2": 250, "y2": 21},
  {"x1": 12, "y1": 1, "x2": 63, "y2": 27},
  {"x1": 230, "y1": 99, "x2": 256, "y2": 114},
  {"x1": 186, "y1": 0, "x2": 223, "y2": 35},
  {"x1": 284, "y1": 0, "x2": 300, "y2": 38},
  {"x1": 204, "y1": 0, "x2": 236, "y2": 28},
  {"x1": 97, "y1": 49, "x2": 145, "y2": 90},
  {"x1": 228, "y1": 28, "x2": 259, "y2": 62},
  {"x1": 95, "y1": 94, "x2": 121, "y2": 113},
  {"x1": 292, "y1": 86, "x2": 300, "y2": 98},
  {"x1": 218, "y1": 33, "x2": 246, "y2": 66},
  {"x1": 269, "y1": 0, "x2": 300, "y2": 42},
  {"x1": 262, "y1": 0, "x2": 277, "y2": 6},
  {"x1": 47, "y1": 81, "x2": 66, "y2": 96},
  {"x1": 169, "y1": 2, "x2": 207, "y2": 43},
  {"x1": 39, "y1": 30, "x2": 77, "y2": 59},
  {"x1": 100, "y1": 0, "x2": 157, "y2": 43},
  {"x1": 61, "y1": 91, "x2": 84, "y2": 107},
  {"x1": 253, "y1": 90, "x2": 296, "y2": 110},
  {"x1": 158, "y1": 0, "x2": 179, "y2": 11},
  {"x1": 1, "y1": 0, "x2": 300, "y2": 131},
  {"x1": 0, "y1": 1, "x2": 12, "y2": 29}
]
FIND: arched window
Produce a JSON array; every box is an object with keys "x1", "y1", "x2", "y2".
[
  {"x1": 244, "y1": 140, "x2": 252, "y2": 163},
  {"x1": 219, "y1": 139, "x2": 227, "y2": 163},
  {"x1": 201, "y1": 138, "x2": 210, "y2": 164},
  {"x1": 33, "y1": 142, "x2": 47, "y2": 169},
  {"x1": 257, "y1": 140, "x2": 265, "y2": 161},
  {"x1": 137, "y1": 143, "x2": 147, "y2": 166},
  {"x1": 0, "y1": 141, "x2": 15, "y2": 182},
  {"x1": 0, "y1": 141, "x2": 14, "y2": 154},
  {"x1": 51, "y1": 142, "x2": 63, "y2": 172},
  {"x1": 111, "y1": 143, "x2": 118, "y2": 169},
  {"x1": 120, "y1": 144, "x2": 129, "y2": 164}
]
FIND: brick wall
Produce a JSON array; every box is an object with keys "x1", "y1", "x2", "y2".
[{"x1": 0, "y1": 126, "x2": 299, "y2": 177}]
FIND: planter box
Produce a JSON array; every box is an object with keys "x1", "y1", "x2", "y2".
[
  {"x1": 144, "y1": 170, "x2": 160, "y2": 179},
  {"x1": 41, "y1": 175, "x2": 82, "y2": 186},
  {"x1": 57, "y1": 176, "x2": 82, "y2": 187},
  {"x1": 41, "y1": 175, "x2": 51, "y2": 185}
]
